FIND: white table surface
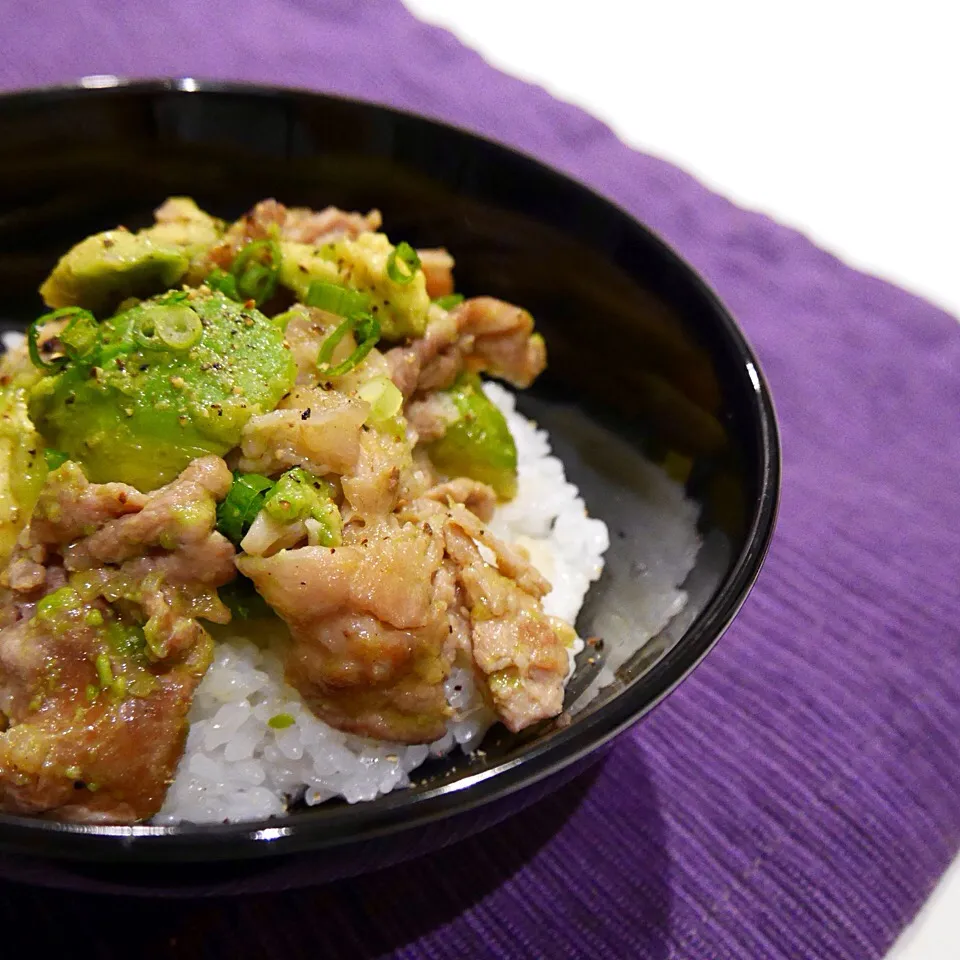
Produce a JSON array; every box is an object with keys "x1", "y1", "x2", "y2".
[{"x1": 401, "y1": 2, "x2": 960, "y2": 956}]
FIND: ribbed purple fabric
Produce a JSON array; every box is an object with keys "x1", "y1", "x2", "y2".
[{"x1": 2, "y1": 2, "x2": 959, "y2": 957}]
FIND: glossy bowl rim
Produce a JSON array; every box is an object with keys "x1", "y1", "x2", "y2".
[{"x1": 0, "y1": 77, "x2": 781, "y2": 862}]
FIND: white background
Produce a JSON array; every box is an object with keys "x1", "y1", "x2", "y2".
[{"x1": 401, "y1": 1, "x2": 960, "y2": 956}]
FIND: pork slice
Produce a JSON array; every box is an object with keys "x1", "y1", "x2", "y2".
[
  {"x1": 238, "y1": 521, "x2": 452, "y2": 743},
  {"x1": 417, "y1": 248, "x2": 455, "y2": 299},
  {"x1": 238, "y1": 387, "x2": 368, "y2": 477},
  {"x1": 63, "y1": 456, "x2": 230, "y2": 569},
  {"x1": 443, "y1": 523, "x2": 568, "y2": 734}
]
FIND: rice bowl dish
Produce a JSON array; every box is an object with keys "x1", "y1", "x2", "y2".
[{"x1": 0, "y1": 197, "x2": 699, "y2": 825}]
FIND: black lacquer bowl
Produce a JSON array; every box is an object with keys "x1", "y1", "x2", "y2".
[{"x1": 0, "y1": 80, "x2": 779, "y2": 895}]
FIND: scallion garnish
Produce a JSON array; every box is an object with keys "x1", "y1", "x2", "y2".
[
  {"x1": 216, "y1": 472, "x2": 277, "y2": 544},
  {"x1": 27, "y1": 307, "x2": 98, "y2": 371},
  {"x1": 385, "y1": 241, "x2": 421, "y2": 286},
  {"x1": 135, "y1": 304, "x2": 203, "y2": 351},
  {"x1": 206, "y1": 268, "x2": 240, "y2": 300},
  {"x1": 305, "y1": 280, "x2": 372, "y2": 317},
  {"x1": 231, "y1": 238, "x2": 281, "y2": 305},
  {"x1": 316, "y1": 312, "x2": 381, "y2": 379},
  {"x1": 432, "y1": 293, "x2": 464, "y2": 311}
]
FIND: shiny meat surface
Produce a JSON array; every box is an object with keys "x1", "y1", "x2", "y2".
[
  {"x1": 419, "y1": 478, "x2": 497, "y2": 523},
  {"x1": 386, "y1": 296, "x2": 546, "y2": 398},
  {"x1": 62, "y1": 455, "x2": 231, "y2": 569},
  {"x1": 28, "y1": 462, "x2": 146, "y2": 547},
  {"x1": 238, "y1": 386, "x2": 368, "y2": 477},
  {"x1": 443, "y1": 520, "x2": 568, "y2": 733},
  {"x1": 0, "y1": 457, "x2": 235, "y2": 822},
  {"x1": 341, "y1": 428, "x2": 412, "y2": 520},
  {"x1": 238, "y1": 518, "x2": 453, "y2": 743},
  {"x1": 0, "y1": 620, "x2": 211, "y2": 822},
  {"x1": 453, "y1": 297, "x2": 546, "y2": 389}
]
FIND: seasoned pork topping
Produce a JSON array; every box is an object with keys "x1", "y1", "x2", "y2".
[
  {"x1": 0, "y1": 456, "x2": 234, "y2": 821},
  {"x1": 0, "y1": 194, "x2": 581, "y2": 824}
]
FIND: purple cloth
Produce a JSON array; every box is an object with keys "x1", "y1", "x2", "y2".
[{"x1": 3, "y1": 2, "x2": 960, "y2": 957}]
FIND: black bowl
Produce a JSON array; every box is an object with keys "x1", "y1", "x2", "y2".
[{"x1": 0, "y1": 79, "x2": 779, "y2": 893}]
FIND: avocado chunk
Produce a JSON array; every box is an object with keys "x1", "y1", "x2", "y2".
[
  {"x1": 29, "y1": 291, "x2": 297, "y2": 490},
  {"x1": 279, "y1": 232, "x2": 430, "y2": 340},
  {"x1": 262, "y1": 467, "x2": 342, "y2": 546},
  {"x1": 142, "y1": 197, "x2": 223, "y2": 269},
  {"x1": 426, "y1": 373, "x2": 518, "y2": 500},
  {"x1": 0, "y1": 385, "x2": 46, "y2": 563},
  {"x1": 39, "y1": 230, "x2": 189, "y2": 316}
]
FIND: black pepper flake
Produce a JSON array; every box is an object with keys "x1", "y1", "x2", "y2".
[
  {"x1": 139, "y1": 364, "x2": 149, "y2": 372},
  {"x1": 300, "y1": 408, "x2": 312, "y2": 421}
]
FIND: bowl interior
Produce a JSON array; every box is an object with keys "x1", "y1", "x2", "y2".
[{"x1": 0, "y1": 83, "x2": 777, "y2": 861}]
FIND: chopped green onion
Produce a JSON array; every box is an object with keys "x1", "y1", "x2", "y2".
[
  {"x1": 95, "y1": 653, "x2": 114, "y2": 688},
  {"x1": 432, "y1": 294, "x2": 464, "y2": 311},
  {"x1": 317, "y1": 312, "x2": 380, "y2": 380},
  {"x1": 305, "y1": 280, "x2": 372, "y2": 317},
  {"x1": 144, "y1": 619, "x2": 169, "y2": 661},
  {"x1": 85, "y1": 684, "x2": 99, "y2": 703},
  {"x1": 134, "y1": 304, "x2": 203, "y2": 351},
  {"x1": 357, "y1": 376, "x2": 403, "y2": 423},
  {"x1": 44, "y1": 448, "x2": 69, "y2": 471},
  {"x1": 271, "y1": 309, "x2": 297, "y2": 332},
  {"x1": 206, "y1": 268, "x2": 239, "y2": 300},
  {"x1": 216, "y1": 472, "x2": 276, "y2": 544},
  {"x1": 268, "y1": 713, "x2": 295, "y2": 729},
  {"x1": 27, "y1": 307, "x2": 97, "y2": 371},
  {"x1": 231, "y1": 239, "x2": 281, "y2": 305},
  {"x1": 155, "y1": 305, "x2": 203, "y2": 350},
  {"x1": 219, "y1": 575, "x2": 273, "y2": 620},
  {"x1": 59, "y1": 310, "x2": 99, "y2": 360},
  {"x1": 386, "y1": 242, "x2": 421, "y2": 285}
]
